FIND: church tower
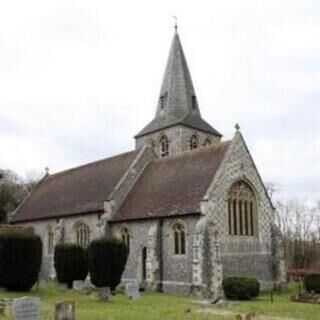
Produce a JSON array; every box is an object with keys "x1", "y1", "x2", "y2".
[{"x1": 135, "y1": 28, "x2": 222, "y2": 157}]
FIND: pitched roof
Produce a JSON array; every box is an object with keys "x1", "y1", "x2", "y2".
[
  {"x1": 11, "y1": 150, "x2": 139, "y2": 223},
  {"x1": 113, "y1": 142, "x2": 231, "y2": 222},
  {"x1": 135, "y1": 32, "x2": 221, "y2": 138}
]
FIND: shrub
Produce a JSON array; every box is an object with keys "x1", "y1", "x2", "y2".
[
  {"x1": 0, "y1": 233, "x2": 42, "y2": 291},
  {"x1": 304, "y1": 273, "x2": 320, "y2": 294},
  {"x1": 222, "y1": 277, "x2": 260, "y2": 300},
  {"x1": 54, "y1": 244, "x2": 88, "y2": 288},
  {"x1": 88, "y1": 237, "x2": 128, "y2": 290}
]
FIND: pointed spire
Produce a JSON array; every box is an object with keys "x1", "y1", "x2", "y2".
[{"x1": 135, "y1": 29, "x2": 221, "y2": 138}]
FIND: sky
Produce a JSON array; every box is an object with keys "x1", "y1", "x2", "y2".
[{"x1": 0, "y1": 0, "x2": 319, "y2": 203}]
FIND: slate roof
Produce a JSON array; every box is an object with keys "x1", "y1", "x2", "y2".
[
  {"x1": 135, "y1": 32, "x2": 221, "y2": 138},
  {"x1": 11, "y1": 150, "x2": 139, "y2": 223},
  {"x1": 113, "y1": 141, "x2": 231, "y2": 222}
]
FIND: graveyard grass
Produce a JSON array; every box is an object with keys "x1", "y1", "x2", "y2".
[{"x1": 0, "y1": 283, "x2": 318, "y2": 320}]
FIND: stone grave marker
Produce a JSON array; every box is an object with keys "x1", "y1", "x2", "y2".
[
  {"x1": 125, "y1": 282, "x2": 140, "y2": 300},
  {"x1": 12, "y1": 297, "x2": 41, "y2": 320},
  {"x1": 73, "y1": 280, "x2": 84, "y2": 291},
  {"x1": 39, "y1": 279, "x2": 48, "y2": 290},
  {"x1": 99, "y1": 287, "x2": 111, "y2": 300},
  {"x1": 55, "y1": 300, "x2": 75, "y2": 320}
]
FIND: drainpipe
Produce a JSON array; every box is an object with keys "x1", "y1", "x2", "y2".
[{"x1": 158, "y1": 218, "x2": 164, "y2": 292}]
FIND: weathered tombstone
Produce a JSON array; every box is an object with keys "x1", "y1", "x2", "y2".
[
  {"x1": 99, "y1": 287, "x2": 111, "y2": 300},
  {"x1": 72, "y1": 280, "x2": 84, "y2": 291},
  {"x1": 55, "y1": 300, "x2": 75, "y2": 320},
  {"x1": 125, "y1": 282, "x2": 140, "y2": 300},
  {"x1": 12, "y1": 297, "x2": 41, "y2": 320}
]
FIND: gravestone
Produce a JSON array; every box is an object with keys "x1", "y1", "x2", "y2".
[
  {"x1": 39, "y1": 279, "x2": 48, "y2": 290},
  {"x1": 12, "y1": 297, "x2": 41, "y2": 320},
  {"x1": 99, "y1": 287, "x2": 111, "y2": 300},
  {"x1": 125, "y1": 282, "x2": 140, "y2": 300},
  {"x1": 57, "y1": 283, "x2": 68, "y2": 291},
  {"x1": 73, "y1": 280, "x2": 84, "y2": 291},
  {"x1": 55, "y1": 300, "x2": 75, "y2": 320}
]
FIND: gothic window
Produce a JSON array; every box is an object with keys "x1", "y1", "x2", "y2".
[
  {"x1": 204, "y1": 139, "x2": 211, "y2": 146},
  {"x1": 121, "y1": 227, "x2": 130, "y2": 251},
  {"x1": 75, "y1": 223, "x2": 90, "y2": 247},
  {"x1": 47, "y1": 226, "x2": 54, "y2": 255},
  {"x1": 190, "y1": 135, "x2": 199, "y2": 150},
  {"x1": 172, "y1": 222, "x2": 186, "y2": 255},
  {"x1": 228, "y1": 181, "x2": 256, "y2": 236},
  {"x1": 160, "y1": 135, "x2": 169, "y2": 157},
  {"x1": 192, "y1": 95, "x2": 197, "y2": 110}
]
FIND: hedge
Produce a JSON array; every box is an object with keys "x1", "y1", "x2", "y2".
[
  {"x1": 88, "y1": 237, "x2": 128, "y2": 290},
  {"x1": 54, "y1": 244, "x2": 88, "y2": 288},
  {"x1": 222, "y1": 277, "x2": 260, "y2": 300},
  {"x1": 0, "y1": 233, "x2": 42, "y2": 291},
  {"x1": 304, "y1": 273, "x2": 320, "y2": 294}
]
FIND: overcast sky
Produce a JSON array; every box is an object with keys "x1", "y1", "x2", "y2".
[{"x1": 0, "y1": 0, "x2": 319, "y2": 203}]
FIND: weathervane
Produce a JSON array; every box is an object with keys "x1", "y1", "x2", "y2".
[{"x1": 173, "y1": 15, "x2": 178, "y2": 33}]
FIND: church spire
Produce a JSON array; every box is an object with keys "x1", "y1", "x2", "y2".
[{"x1": 135, "y1": 29, "x2": 221, "y2": 138}]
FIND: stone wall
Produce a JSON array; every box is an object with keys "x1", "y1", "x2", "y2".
[
  {"x1": 202, "y1": 131, "x2": 275, "y2": 292},
  {"x1": 135, "y1": 125, "x2": 221, "y2": 157}
]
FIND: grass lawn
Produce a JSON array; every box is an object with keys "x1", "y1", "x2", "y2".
[{"x1": 0, "y1": 283, "x2": 317, "y2": 320}]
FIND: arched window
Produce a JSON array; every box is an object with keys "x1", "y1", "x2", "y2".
[
  {"x1": 204, "y1": 139, "x2": 211, "y2": 146},
  {"x1": 172, "y1": 222, "x2": 186, "y2": 255},
  {"x1": 190, "y1": 135, "x2": 199, "y2": 150},
  {"x1": 160, "y1": 135, "x2": 169, "y2": 158},
  {"x1": 121, "y1": 227, "x2": 130, "y2": 251},
  {"x1": 75, "y1": 223, "x2": 90, "y2": 247},
  {"x1": 228, "y1": 181, "x2": 256, "y2": 236},
  {"x1": 47, "y1": 226, "x2": 54, "y2": 255}
]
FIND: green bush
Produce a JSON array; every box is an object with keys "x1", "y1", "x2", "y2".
[
  {"x1": 54, "y1": 244, "x2": 88, "y2": 288},
  {"x1": 222, "y1": 277, "x2": 260, "y2": 300},
  {"x1": 88, "y1": 237, "x2": 128, "y2": 290},
  {"x1": 304, "y1": 273, "x2": 320, "y2": 294},
  {"x1": 0, "y1": 233, "x2": 42, "y2": 291}
]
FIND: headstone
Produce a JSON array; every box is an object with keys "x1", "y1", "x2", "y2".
[
  {"x1": 99, "y1": 287, "x2": 111, "y2": 300},
  {"x1": 55, "y1": 300, "x2": 75, "y2": 320},
  {"x1": 73, "y1": 280, "x2": 84, "y2": 291},
  {"x1": 125, "y1": 282, "x2": 140, "y2": 300},
  {"x1": 12, "y1": 297, "x2": 41, "y2": 320}
]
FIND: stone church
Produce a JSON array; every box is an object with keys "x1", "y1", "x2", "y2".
[{"x1": 11, "y1": 29, "x2": 285, "y2": 299}]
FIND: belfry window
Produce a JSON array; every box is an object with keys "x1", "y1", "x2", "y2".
[
  {"x1": 160, "y1": 135, "x2": 169, "y2": 157},
  {"x1": 190, "y1": 135, "x2": 199, "y2": 150},
  {"x1": 75, "y1": 223, "x2": 90, "y2": 247},
  {"x1": 192, "y1": 95, "x2": 197, "y2": 110},
  {"x1": 172, "y1": 222, "x2": 186, "y2": 255},
  {"x1": 228, "y1": 181, "x2": 256, "y2": 236},
  {"x1": 121, "y1": 227, "x2": 130, "y2": 251},
  {"x1": 159, "y1": 92, "x2": 167, "y2": 110}
]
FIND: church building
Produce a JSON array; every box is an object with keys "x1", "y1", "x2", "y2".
[{"x1": 11, "y1": 28, "x2": 285, "y2": 299}]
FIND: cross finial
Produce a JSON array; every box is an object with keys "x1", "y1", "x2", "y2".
[
  {"x1": 173, "y1": 15, "x2": 178, "y2": 33},
  {"x1": 235, "y1": 123, "x2": 241, "y2": 132},
  {"x1": 45, "y1": 167, "x2": 50, "y2": 175}
]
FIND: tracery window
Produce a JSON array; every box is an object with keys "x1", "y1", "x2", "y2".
[
  {"x1": 228, "y1": 181, "x2": 256, "y2": 236},
  {"x1": 172, "y1": 222, "x2": 186, "y2": 255},
  {"x1": 121, "y1": 227, "x2": 130, "y2": 251},
  {"x1": 75, "y1": 223, "x2": 90, "y2": 247},
  {"x1": 47, "y1": 226, "x2": 54, "y2": 255},
  {"x1": 190, "y1": 135, "x2": 199, "y2": 150},
  {"x1": 160, "y1": 135, "x2": 169, "y2": 158}
]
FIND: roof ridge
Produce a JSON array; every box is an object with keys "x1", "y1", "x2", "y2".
[{"x1": 48, "y1": 149, "x2": 137, "y2": 179}]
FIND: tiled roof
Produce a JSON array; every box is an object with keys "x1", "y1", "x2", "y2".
[
  {"x1": 113, "y1": 142, "x2": 231, "y2": 222},
  {"x1": 11, "y1": 150, "x2": 139, "y2": 223}
]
